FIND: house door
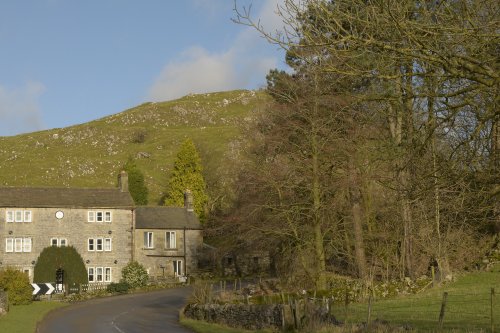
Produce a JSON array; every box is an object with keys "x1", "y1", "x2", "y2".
[{"x1": 173, "y1": 260, "x2": 183, "y2": 277}]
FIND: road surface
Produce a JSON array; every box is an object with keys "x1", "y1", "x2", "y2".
[{"x1": 37, "y1": 287, "x2": 194, "y2": 333}]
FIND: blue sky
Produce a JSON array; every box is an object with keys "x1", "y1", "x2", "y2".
[{"x1": 0, "y1": 0, "x2": 287, "y2": 136}]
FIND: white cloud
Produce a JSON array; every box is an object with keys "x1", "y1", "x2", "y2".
[
  {"x1": 0, "y1": 82, "x2": 45, "y2": 136},
  {"x1": 147, "y1": 0, "x2": 285, "y2": 102}
]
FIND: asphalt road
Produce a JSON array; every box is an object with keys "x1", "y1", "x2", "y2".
[{"x1": 37, "y1": 287, "x2": 194, "y2": 333}]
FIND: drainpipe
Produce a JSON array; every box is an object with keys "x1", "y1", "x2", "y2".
[
  {"x1": 131, "y1": 209, "x2": 135, "y2": 261},
  {"x1": 183, "y1": 227, "x2": 187, "y2": 276}
]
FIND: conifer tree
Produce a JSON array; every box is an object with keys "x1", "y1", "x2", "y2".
[
  {"x1": 165, "y1": 139, "x2": 208, "y2": 220},
  {"x1": 123, "y1": 157, "x2": 148, "y2": 205}
]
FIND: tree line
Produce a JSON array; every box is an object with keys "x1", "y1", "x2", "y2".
[{"x1": 205, "y1": 0, "x2": 499, "y2": 290}]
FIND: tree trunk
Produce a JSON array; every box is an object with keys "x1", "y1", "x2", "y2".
[{"x1": 349, "y1": 158, "x2": 367, "y2": 279}]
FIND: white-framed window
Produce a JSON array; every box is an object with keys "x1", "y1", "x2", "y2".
[
  {"x1": 88, "y1": 237, "x2": 109, "y2": 251},
  {"x1": 7, "y1": 238, "x2": 31, "y2": 253},
  {"x1": 51, "y1": 238, "x2": 67, "y2": 247},
  {"x1": 104, "y1": 238, "x2": 112, "y2": 251},
  {"x1": 14, "y1": 238, "x2": 23, "y2": 252},
  {"x1": 23, "y1": 238, "x2": 32, "y2": 252},
  {"x1": 6, "y1": 210, "x2": 32, "y2": 223},
  {"x1": 96, "y1": 238, "x2": 103, "y2": 251},
  {"x1": 173, "y1": 260, "x2": 183, "y2": 277},
  {"x1": 144, "y1": 232, "x2": 154, "y2": 249},
  {"x1": 88, "y1": 267, "x2": 111, "y2": 283},
  {"x1": 5, "y1": 238, "x2": 13, "y2": 252},
  {"x1": 15, "y1": 211, "x2": 23, "y2": 222},
  {"x1": 24, "y1": 211, "x2": 32, "y2": 223},
  {"x1": 88, "y1": 238, "x2": 95, "y2": 251},
  {"x1": 6, "y1": 211, "x2": 14, "y2": 222},
  {"x1": 96, "y1": 267, "x2": 103, "y2": 282},
  {"x1": 88, "y1": 211, "x2": 111, "y2": 223},
  {"x1": 88, "y1": 267, "x2": 95, "y2": 282},
  {"x1": 165, "y1": 231, "x2": 176, "y2": 249},
  {"x1": 104, "y1": 267, "x2": 111, "y2": 282}
]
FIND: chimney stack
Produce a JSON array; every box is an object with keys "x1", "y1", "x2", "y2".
[
  {"x1": 118, "y1": 170, "x2": 129, "y2": 192},
  {"x1": 184, "y1": 189, "x2": 194, "y2": 213}
]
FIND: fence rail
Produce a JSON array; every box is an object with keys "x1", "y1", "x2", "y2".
[{"x1": 67, "y1": 282, "x2": 109, "y2": 294}]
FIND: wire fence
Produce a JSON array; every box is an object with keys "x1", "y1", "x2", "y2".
[{"x1": 329, "y1": 288, "x2": 498, "y2": 332}]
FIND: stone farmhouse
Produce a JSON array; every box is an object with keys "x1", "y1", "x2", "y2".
[{"x1": 0, "y1": 171, "x2": 202, "y2": 284}]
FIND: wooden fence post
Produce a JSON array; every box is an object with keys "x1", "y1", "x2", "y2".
[
  {"x1": 344, "y1": 285, "x2": 349, "y2": 323},
  {"x1": 367, "y1": 293, "x2": 372, "y2": 329},
  {"x1": 491, "y1": 288, "x2": 495, "y2": 333},
  {"x1": 438, "y1": 292, "x2": 448, "y2": 330}
]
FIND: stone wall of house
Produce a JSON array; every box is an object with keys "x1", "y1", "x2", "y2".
[
  {"x1": 134, "y1": 228, "x2": 202, "y2": 278},
  {"x1": 0, "y1": 207, "x2": 133, "y2": 283}
]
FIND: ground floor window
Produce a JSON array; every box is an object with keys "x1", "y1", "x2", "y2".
[{"x1": 88, "y1": 267, "x2": 112, "y2": 283}]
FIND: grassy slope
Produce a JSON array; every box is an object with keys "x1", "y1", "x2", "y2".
[{"x1": 0, "y1": 90, "x2": 267, "y2": 204}]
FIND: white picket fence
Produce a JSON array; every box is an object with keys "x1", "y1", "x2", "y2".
[{"x1": 68, "y1": 282, "x2": 109, "y2": 294}]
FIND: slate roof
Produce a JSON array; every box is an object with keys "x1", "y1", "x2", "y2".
[
  {"x1": 0, "y1": 187, "x2": 134, "y2": 208},
  {"x1": 135, "y1": 206, "x2": 201, "y2": 230}
]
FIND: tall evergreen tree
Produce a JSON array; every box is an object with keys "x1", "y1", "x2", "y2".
[
  {"x1": 123, "y1": 157, "x2": 148, "y2": 205},
  {"x1": 165, "y1": 139, "x2": 208, "y2": 220}
]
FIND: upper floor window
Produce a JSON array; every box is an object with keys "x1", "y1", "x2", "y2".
[
  {"x1": 5, "y1": 237, "x2": 31, "y2": 253},
  {"x1": 165, "y1": 231, "x2": 176, "y2": 249},
  {"x1": 87, "y1": 237, "x2": 111, "y2": 252},
  {"x1": 88, "y1": 211, "x2": 112, "y2": 223},
  {"x1": 104, "y1": 238, "x2": 112, "y2": 251},
  {"x1": 88, "y1": 238, "x2": 95, "y2": 251},
  {"x1": 6, "y1": 210, "x2": 32, "y2": 223},
  {"x1": 144, "y1": 232, "x2": 154, "y2": 249},
  {"x1": 51, "y1": 238, "x2": 67, "y2": 247}
]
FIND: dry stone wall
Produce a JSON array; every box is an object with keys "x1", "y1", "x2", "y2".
[
  {"x1": 0, "y1": 290, "x2": 7, "y2": 316},
  {"x1": 184, "y1": 303, "x2": 283, "y2": 330}
]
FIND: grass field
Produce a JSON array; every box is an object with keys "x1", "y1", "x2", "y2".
[
  {"x1": 0, "y1": 301, "x2": 68, "y2": 333},
  {"x1": 331, "y1": 267, "x2": 500, "y2": 332}
]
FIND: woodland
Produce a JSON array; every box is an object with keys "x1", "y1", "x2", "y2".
[{"x1": 205, "y1": 0, "x2": 500, "y2": 290}]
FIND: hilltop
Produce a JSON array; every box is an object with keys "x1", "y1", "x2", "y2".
[{"x1": 0, "y1": 90, "x2": 269, "y2": 205}]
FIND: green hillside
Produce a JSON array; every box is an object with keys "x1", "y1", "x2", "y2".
[{"x1": 0, "y1": 90, "x2": 268, "y2": 205}]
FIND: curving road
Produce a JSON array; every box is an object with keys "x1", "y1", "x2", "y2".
[{"x1": 37, "y1": 287, "x2": 194, "y2": 333}]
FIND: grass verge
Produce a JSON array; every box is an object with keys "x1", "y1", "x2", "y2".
[{"x1": 0, "y1": 301, "x2": 68, "y2": 333}]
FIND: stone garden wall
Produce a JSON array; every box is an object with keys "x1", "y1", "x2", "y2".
[
  {"x1": 0, "y1": 290, "x2": 8, "y2": 316},
  {"x1": 184, "y1": 303, "x2": 283, "y2": 330}
]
